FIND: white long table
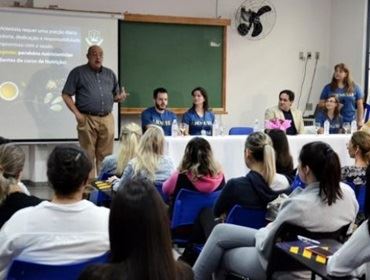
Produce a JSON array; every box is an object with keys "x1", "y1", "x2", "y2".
[{"x1": 165, "y1": 134, "x2": 353, "y2": 180}]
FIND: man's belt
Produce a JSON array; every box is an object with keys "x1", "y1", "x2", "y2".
[{"x1": 80, "y1": 111, "x2": 110, "y2": 117}]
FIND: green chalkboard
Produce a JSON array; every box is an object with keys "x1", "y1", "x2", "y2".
[{"x1": 119, "y1": 14, "x2": 229, "y2": 114}]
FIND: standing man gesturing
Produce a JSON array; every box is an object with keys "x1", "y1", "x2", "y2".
[{"x1": 62, "y1": 45, "x2": 126, "y2": 178}]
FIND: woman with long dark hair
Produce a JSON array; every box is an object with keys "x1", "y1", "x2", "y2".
[
  {"x1": 193, "y1": 141, "x2": 358, "y2": 279},
  {"x1": 266, "y1": 129, "x2": 295, "y2": 183},
  {"x1": 80, "y1": 178, "x2": 193, "y2": 280},
  {"x1": 182, "y1": 87, "x2": 215, "y2": 136},
  {"x1": 316, "y1": 95, "x2": 343, "y2": 134}
]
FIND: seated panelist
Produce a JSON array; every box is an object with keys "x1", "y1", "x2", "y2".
[
  {"x1": 141, "y1": 87, "x2": 177, "y2": 136},
  {"x1": 182, "y1": 87, "x2": 215, "y2": 136},
  {"x1": 265, "y1": 89, "x2": 304, "y2": 135},
  {"x1": 315, "y1": 95, "x2": 343, "y2": 134}
]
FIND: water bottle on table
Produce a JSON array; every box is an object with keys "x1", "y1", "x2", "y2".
[
  {"x1": 323, "y1": 120, "x2": 330, "y2": 135},
  {"x1": 253, "y1": 119, "x2": 260, "y2": 132},
  {"x1": 212, "y1": 119, "x2": 219, "y2": 136},
  {"x1": 171, "y1": 119, "x2": 179, "y2": 136},
  {"x1": 351, "y1": 119, "x2": 357, "y2": 134}
]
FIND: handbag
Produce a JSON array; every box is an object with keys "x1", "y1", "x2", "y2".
[{"x1": 265, "y1": 193, "x2": 289, "y2": 222}]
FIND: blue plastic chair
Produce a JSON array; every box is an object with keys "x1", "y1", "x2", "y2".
[
  {"x1": 171, "y1": 189, "x2": 221, "y2": 244},
  {"x1": 346, "y1": 181, "x2": 366, "y2": 213},
  {"x1": 228, "y1": 127, "x2": 254, "y2": 135},
  {"x1": 364, "y1": 104, "x2": 370, "y2": 122},
  {"x1": 225, "y1": 205, "x2": 267, "y2": 229},
  {"x1": 6, "y1": 252, "x2": 110, "y2": 280},
  {"x1": 89, "y1": 188, "x2": 112, "y2": 207},
  {"x1": 154, "y1": 182, "x2": 168, "y2": 202},
  {"x1": 291, "y1": 175, "x2": 305, "y2": 190}
]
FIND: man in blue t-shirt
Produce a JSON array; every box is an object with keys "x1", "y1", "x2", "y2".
[{"x1": 141, "y1": 87, "x2": 177, "y2": 136}]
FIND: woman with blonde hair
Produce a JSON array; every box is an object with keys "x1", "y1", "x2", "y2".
[
  {"x1": 342, "y1": 131, "x2": 370, "y2": 186},
  {"x1": 0, "y1": 144, "x2": 42, "y2": 229},
  {"x1": 319, "y1": 63, "x2": 364, "y2": 127},
  {"x1": 214, "y1": 131, "x2": 289, "y2": 218},
  {"x1": 98, "y1": 123, "x2": 142, "y2": 179},
  {"x1": 113, "y1": 125, "x2": 174, "y2": 191},
  {"x1": 163, "y1": 137, "x2": 224, "y2": 199}
]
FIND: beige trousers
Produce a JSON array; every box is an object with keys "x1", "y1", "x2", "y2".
[{"x1": 77, "y1": 113, "x2": 114, "y2": 178}]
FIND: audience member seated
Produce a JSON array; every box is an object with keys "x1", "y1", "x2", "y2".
[
  {"x1": 327, "y1": 165, "x2": 370, "y2": 278},
  {"x1": 341, "y1": 131, "x2": 370, "y2": 186},
  {"x1": 316, "y1": 95, "x2": 343, "y2": 134},
  {"x1": 266, "y1": 129, "x2": 296, "y2": 184},
  {"x1": 113, "y1": 125, "x2": 174, "y2": 191},
  {"x1": 265, "y1": 89, "x2": 304, "y2": 135},
  {"x1": 178, "y1": 132, "x2": 288, "y2": 266},
  {"x1": 141, "y1": 87, "x2": 177, "y2": 136},
  {"x1": 0, "y1": 145, "x2": 109, "y2": 278},
  {"x1": 193, "y1": 141, "x2": 358, "y2": 279},
  {"x1": 98, "y1": 123, "x2": 142, "y2": 179},
  {"x1": 214, "y1": 132, "x2": 290, "y2": 218},
  {"x1": 79, "y1": 178, "x2": 194, "y2": 280},
  {"x1": 163, "y1": 137, "x2": 225, "y2": 207},
  {"x1": 0, "y1": 144, "x2": 42, "y2": 229},
  {"x1": 182, "y1": 87, "x2": 215, "y2": 136},
  {"x1": 319, "y1": 63, "x2": 364, "y2": 127}
]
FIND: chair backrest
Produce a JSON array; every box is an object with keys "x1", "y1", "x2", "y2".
[
  {"x1": 6, "y1": 252, "x2": 110, "y2": 280},
  {"x1": 88, "y1": 188, "x2": 111, "y2": 207},
  {"x1": 154, "y1": 182, "x2": 168, "y2": 202},
  {"x1": 225, "y1": 205, "x2": 267, "y2": 229},
  {"x1": 266, "y1": 222, "x2": 349, "y2": 279},
  {"x1": 345, "y1": 181, "x2": 366, "y2": 213},
  {"x1": 228, "y1": 127, "x2": 254, "y2": 135},
  {"x1": 291, "y1": 175, "x2": 305, "y2": 190},
  {"x1": 98, "y1": 172, "x2": 112, "y2": 181},
  {"x1": 171, "y1": 189, "x2": 221, "y2": 229},
  {"x1": 364, "y1": 103, "x2": 370, "y2": 122}
]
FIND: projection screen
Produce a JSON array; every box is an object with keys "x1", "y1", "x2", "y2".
[{"x1": 0, "y1": 7, "x2": 120, "y2": 141}]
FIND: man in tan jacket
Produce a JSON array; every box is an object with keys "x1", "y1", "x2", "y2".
[{"x1": 265, "y1": 90, "x2": 305, "y2": 135}]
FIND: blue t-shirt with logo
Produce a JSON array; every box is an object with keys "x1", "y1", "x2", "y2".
[
  {"x1": 315, "y1": 111, "x2": 343, "y2": 134},
  {"x1": 182, "y1": 108, "x2": 215, "y2": 136},
  {"x1": 320, "y1": 84, "x2": 363, "y2": 122},
  {"x1": 141, "y1": 107, "x2": 176, "y2": 136}
]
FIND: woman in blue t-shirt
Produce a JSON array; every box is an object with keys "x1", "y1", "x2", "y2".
[
  {"x1": 182, "y1": 87, "x2": 215, "y2": 136},
  {"x1": 316, "y1": 95, "x2": 343, "y2": 134},
  {"x1": 319, "y1": 63, "x2": 364, "y2": 127}
]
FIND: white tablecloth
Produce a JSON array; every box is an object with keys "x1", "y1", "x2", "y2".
[{"x1": 165, "y1": 134, "x2": 353, "y2": 180}]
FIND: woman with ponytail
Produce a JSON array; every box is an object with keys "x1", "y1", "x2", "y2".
[
  {"x1": 194, "y1": 141, "x2": 358, "y2": 280},
  {"x1": 0, "y1": 144, "x2": 42, "y2": 229},
  {"x1": 98, "y1": 123, "x2": 142, "y2": 179},
  {"x1": 163, "y1": 137, "x2": 224, "y2": 203},
  {"x1": 213, "y1": 131, "x2": 289, "y2": 218},
  {"x1": 178, "y1": 132, "x2": 289, "y2": 266},
  {"x1": 341, "y1": 131, "x2": 370, "y2": 186}
]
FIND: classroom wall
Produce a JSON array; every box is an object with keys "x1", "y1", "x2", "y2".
[
  {"x1": 33, "y1": 0, "x2": 367, "y2": 127},
  {"x1": 329, "y1": 0, "x2": 367, "y2": 90},
  {"x1": 2, "y1": 0, "x2": 367, "y2": 181}
]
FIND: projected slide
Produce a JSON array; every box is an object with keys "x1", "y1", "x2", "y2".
[{"x1": 0, "y1": 8, "x2": 118, "y2": 141}]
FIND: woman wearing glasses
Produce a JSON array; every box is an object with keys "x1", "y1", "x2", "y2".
[{"x1": 316, "y1": 95, "x2": 343, "y2": 134}]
